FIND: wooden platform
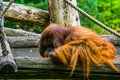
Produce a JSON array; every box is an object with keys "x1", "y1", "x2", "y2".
[{"x1": 0, "y1": 35, "x2": 120, "y2": 79}]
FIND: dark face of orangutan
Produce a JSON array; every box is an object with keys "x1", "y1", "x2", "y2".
[{"x1": 39, "y1": 24, "x2": 72, "y2": 57}]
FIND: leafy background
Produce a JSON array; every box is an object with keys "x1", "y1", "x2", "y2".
[{"x1": 3, "y1": 0, "x2": 120, "y2": 34}]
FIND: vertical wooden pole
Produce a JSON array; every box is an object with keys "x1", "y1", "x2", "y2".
[
  {"x1": 48, "y1": 0, "x2": 80, "y2": 26},
  {"x1": 0, "y1": 0, "x2": 17, "y2": 73}
]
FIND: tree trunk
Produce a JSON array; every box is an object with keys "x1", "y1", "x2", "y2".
[{"x1": 48, "y1": 0, "x2": 80, "y2": 26}]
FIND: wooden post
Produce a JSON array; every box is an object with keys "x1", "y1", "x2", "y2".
[
  {"x1": 0, "y1": 0, "x2": 17, "y2": 73},
  {"x1": 48, "y1": 0, "x2": 80, "y2": 26}
]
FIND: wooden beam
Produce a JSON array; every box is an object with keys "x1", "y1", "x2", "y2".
[
  {"x1": 5, "y1": 35, "x2": 120, "y2": 48},
  {"x1": 4, "y1": 2, "x2": 49, "y2": 27}
]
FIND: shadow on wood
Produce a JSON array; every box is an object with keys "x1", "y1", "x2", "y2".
[
  {"x1": 0, "y1": 61, "x2": 17, "y2": 73},
  {"x1": 0, "y1": 38, "x2": 17, "y2": 74}
]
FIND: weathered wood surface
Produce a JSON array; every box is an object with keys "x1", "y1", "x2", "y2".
[
  {"x1": 0, "y1": 0, "x2": 17, "y2": 74},
  {"x1": 4, "y1": 2, "x2": 49, "y2": 27},
  {"x1": 0, "y1": 35, "x2": 120, "y2": 79},
  {"x1": 4, "y1": 27, "x2": 40, "y2": 36},
  {"x1": 0, "y1": 47, "x2": 120, "y2": 79},
  {"x1": 102, "y1": 35, "x2": 120, "y2": 46},
  {"x1": 48, "y1": 0, "x2": 80, "y2": 26},
  {"x1": 4, "y1": 35, "x2": 120, "y2": 48},
  {"x1": 7, "y1": 36, "x2": 40, "y2": 48},
  {"x1": 0, "y1": 42, "x2": 18, "y2": 73}
]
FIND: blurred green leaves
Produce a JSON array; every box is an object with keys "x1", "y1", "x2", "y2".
[
  {"x1": 4, "y1": 0, "x2": 48, "y2": 10},
  {"x1": 3, "y1": 0, "x2": 120, "y2": 34},
  {"x1": 77, "y1": 0, "x2": 120, "y2": 34}
]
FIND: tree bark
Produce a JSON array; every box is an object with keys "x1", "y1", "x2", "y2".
[
  {"x1": 48, "y1": 0, "x2": 80, "y2": 26},
  {"x1": 4, "y1": 2, "x2": 49, "y2": 27}
]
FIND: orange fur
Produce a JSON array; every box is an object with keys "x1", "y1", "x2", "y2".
[{"x1": 38, "y1": 23, "x2": 119, "y2": 77}]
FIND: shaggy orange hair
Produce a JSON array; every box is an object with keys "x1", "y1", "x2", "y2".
[{"x1": 39, "y1": 23, "x2": 119, "y2": 77}]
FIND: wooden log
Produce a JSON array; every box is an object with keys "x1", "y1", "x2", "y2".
[
  {"x1": 4, "y1": 27, "x2": 40, "y2": 36},
  {"x1": 4, "y1": 2, "x2": 49, "y2": 27},
  {"x1": 0, "y1": 35, "x2": 17, "y2": 73},
  {"x1": 0, "y1": 47, "x2": 120, "y2": 79},
  {"x1": 102, "y1": 35, "x2": 120, "y2": 46},
  {"x1": 4, "y1": 35, "x2": 120, "y2": 48},
  {"x1": 7, "y1": 36, "x2": 40, "y2": 48}
]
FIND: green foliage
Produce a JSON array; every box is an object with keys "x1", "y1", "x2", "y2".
[
  {"x1": 4, "y1": 20, "x2": 43, "y2": 33},
  {"x1": 77, "y1": 0, "x2": 120, "y2": 34},
  {"x1": 3, "y1": 0, "x2": 120, "y2": 34},
  {"x1": 98, "y1": 0, "x2": 120, "y2": 32},
  {"x1": 4, "y1": 0, "x2": 48, "y2": 10}
]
